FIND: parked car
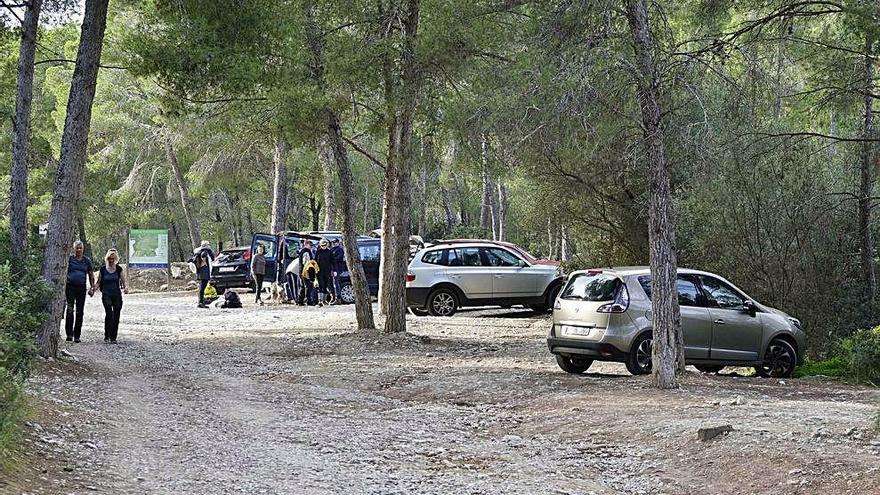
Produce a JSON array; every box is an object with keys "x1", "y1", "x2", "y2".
[
  {"x1": 336, "y1": 238, "x2": 381, "y2": 303},
  {"x1": 547, "y1": 267, "x2": 806, "y2": 378},
  {"x1": 406, "y1": 241, "x2": 565, "y2": 316},
  {"x1": 436, "y1": 239, "x2": 560, "y2": 267},
  {"x1": 210, "y1": 246, "x2": 253, "y2": 293}
]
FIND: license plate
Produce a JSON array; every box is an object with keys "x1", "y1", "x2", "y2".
[
  {"x1": 218, "y1": 267, "x2": 236, "y2": 273},
  {"x1": 561, "y1": 325, "x2": 595, "y2": 337}
]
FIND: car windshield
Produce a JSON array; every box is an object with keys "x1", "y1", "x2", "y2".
[
  {"x1": 561, "y1": 273, "x2": 620, "y2": 301},
  {"x1": 217, "y1": 250, "x2": 246, "y2": 262}
]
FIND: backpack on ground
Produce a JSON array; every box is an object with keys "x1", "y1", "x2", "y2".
[{"x1": 221, "y1": 290, "x2": 242, "y2": 308}]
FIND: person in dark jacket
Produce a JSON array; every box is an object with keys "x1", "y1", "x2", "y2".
[
  {"x1": 330, "y1": 239, "x2": 346, "y2": 303},
  {"x1": 193, "y1": 240, "x2": 215, "y2": 308},
  {"x1": 315, "y1": 238, "x2": 337, "y2": 306},
  {"x1": 251, "y1": 244, "x2": 267, "y2": 305},
  {"x1": 65, "y1": 241, "x2": 95, "y2": 343},
  {"x1": 95, "y1": 249, "x2": 127, "y2": 343}
]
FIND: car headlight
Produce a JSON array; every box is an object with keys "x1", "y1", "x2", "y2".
[{"x1": 787, "y1": 317, "x2": 802, "y2": 330}]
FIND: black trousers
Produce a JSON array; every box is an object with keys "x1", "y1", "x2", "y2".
[
  {"x1": 198, "y1": 279, "x2": 209, "y2": 305},
  {"x1": 317, "y1": 271, "x2": 333, "y2": 300},
  {"x1": 101, "y1": 293, "x2": 123, "y2": 341},
  {"x1": 254, "y1": 274, "x2": 264, "y2": 302},
  {"x1": 65, "y1": 284, "x2": 87, "y2": 340}
]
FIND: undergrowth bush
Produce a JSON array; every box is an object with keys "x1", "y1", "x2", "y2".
[
  {"x1": 0, "y1": 257, "x2": 50, "y2": 456},
  {"x1": 796, "y1": 326, "x2": 880, "y2": 385}
]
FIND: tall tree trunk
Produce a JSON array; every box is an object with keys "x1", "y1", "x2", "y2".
[
  {"x1": 164, "y1": 131, "x2": 201, "y2": 249},
  {"x1": 441, "y1": 186, "x2": 455, "y2": 229},
  {"x1": 309, "y1": 196, "x2": 321, "y2": 230},
  {"x1": 380, "y1": 0, "x2": 420, "y2": 333},
  {"x1": 76, "y1": 209, "x2": 92, "y2": 260},
  {"x1": 860, "y1": 26, "x2": 878, "y2": 305},
  {"x1": 9, "y1": 0, "x2": 43, "y2": 263},
  {"x1": 318, "y1": 138, "x2": 338, "y2": 230},
  {"x1": 271, "y1": 137, "x2": 289, "y2": 234},
  {"x1": 170, "y1": 221, "x2": 185, "y2": 262},
  {"x1": 496, "y1": 180, "x2": 507, "y2": 241},
  {"x1": 479, "y1": 135, "x2": 494, "y2": 237},
  {"x1": 37, "y1": 0, "x2": 109, "y2": 358},
  {"x1": 302, "y1": 0, "x2": 375, "y2": 329},
  {"x1": 626, "y1": 0, "x2": 684, "y2": 389}
]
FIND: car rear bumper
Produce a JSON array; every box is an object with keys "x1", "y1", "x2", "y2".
[
  {"x1": 210, "y1": 273, "x2": 251, "y2": 289},
  {"x1": 547, "y1": 337, "x2": 628, "y2": 361},
  {"x1": 406, "y1": 287, "x2": 431, "y2": 308}
]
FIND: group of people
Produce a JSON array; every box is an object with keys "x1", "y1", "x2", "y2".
[
  {"x1": 64, "y1": 241, "x2": 128, "y2": 344},
  {"x1": 281, "y1": 238, "x2": 345, "y2": 306},
  {"x1": 190, "y1": 237, "x2": 345, "y2": 308}
]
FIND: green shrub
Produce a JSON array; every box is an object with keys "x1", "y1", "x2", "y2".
[
  {"x1": 0, "y1": 259, "x2": 50, "y2": 456},
  {"x1": 844, "y1": 327, "x2": 880, "y2": 385}
]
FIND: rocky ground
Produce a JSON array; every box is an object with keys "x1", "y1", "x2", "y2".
[{"x1": 2, "y1": 292, "x2": 879, "y2": 494}]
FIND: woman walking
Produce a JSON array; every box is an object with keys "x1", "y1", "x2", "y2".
[
  {"x1": 93, "y1": 249, "x2": 127, "y2": 343},
  {"x1": 315, "y1": 239, "x2": 337, "y2": 306},
  {"x1": 251, "y1": 244, "x2": 267, "y2": 305},
  {"x1": 65, "y1": 240, "x2": 95, "y2": 343}
]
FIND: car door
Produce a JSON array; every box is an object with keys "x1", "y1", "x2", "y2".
[
  {"x1": 251, "y1": 233, "x2": 278, "y2": 283},
  {"x1": 639, "y1": 275, "x2": 711, "y2": 359},
  {"x1": 357, "y1": 241, "x2": 381, "y2": 295},
  {"x1": 445, "y1": 247, "x2": 493, "y2": 300},
  {"x1": 482, "y1": 247, "x2": 539, "y2": 298},
  {"x1": 698, "y1": 275, "x2": 763, "y2": 361}
]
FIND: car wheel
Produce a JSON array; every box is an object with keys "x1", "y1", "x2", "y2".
[
  {"x1": 625, "y1": 333, "x2": 653, "y2": 375},
  {"x1": 427, "y1": 288, "x2": 458, "y2": 317},
  {"x1": 756, "y1": 339, "x2": 797, "y2": 378},
  {"x1": 409, "y1": 307, "x2": 429, "y2": 316},
  {"x1": 555, "y1": 354, "x2": 593, "y2": 374},
  {"x1": 695, "y1": 365, "x2": 725, "y2": 373},
  {"x1": 339, "y1": 282, "x2": 355, "y2": 304}
]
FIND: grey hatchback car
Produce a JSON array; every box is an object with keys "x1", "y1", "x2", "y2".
[{"x1": 547, "y1": 267, "x2": 805, "y2": 378}]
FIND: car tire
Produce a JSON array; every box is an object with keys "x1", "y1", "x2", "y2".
[
  {"x1": 625, "y1": 333, "x2": 653, "y2": 375},
  {"x1": 339, "y1": 282, "x2": 355, "y2": 304},
  {"x1": 427, "y1": 288, "x2": 458, "y2": 317},
  {"x1": 409, "y1": 307, "x2": 429, "y2": 316},
  {"x1": 695, "y1": 365, "x2": 725, "y2": 373},
  {"x1": 531, "y1": 283, "x2": 563, "y2": 314},
  {"x1": 555, "y1": 354, "x2": 593, "y2": 374},
  {"x1": 756, "y1": 339, "x2": 797, "y2": 378}
]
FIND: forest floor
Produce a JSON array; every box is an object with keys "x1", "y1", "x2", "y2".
[{"x1": 2, "y1": 292, "x2": 879, "y2": 495}]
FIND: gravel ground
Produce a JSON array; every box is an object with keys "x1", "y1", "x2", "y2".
[{"x1": 2, "y1": 292, "x2": 879, "y2": 494}]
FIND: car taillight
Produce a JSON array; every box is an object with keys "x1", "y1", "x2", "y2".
[
  {"x1": 406, "y1": 272, "x2": 416, "y2": 283},
  {"x1": 244, "y1": 249, "x2": 251, "y2": 261},
  {"x1": 597, "y1": 284, "x2": 629, "y2": 313}
]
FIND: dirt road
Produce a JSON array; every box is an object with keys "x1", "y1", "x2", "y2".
[{"x1": 3, "y1": 293, "x2": 879, "y2": 494}]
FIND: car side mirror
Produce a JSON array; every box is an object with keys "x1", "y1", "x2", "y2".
[
  {"x1": 743, "y1": 299, "x2": 756, "y2": 317},
  {"x1": 518, "y1": 259, "x2": 528, "y2": 268}
]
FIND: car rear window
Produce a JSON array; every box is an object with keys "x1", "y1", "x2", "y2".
[
  {"x1": 422, "y1": 249, "x2": 445, "y2": 265},
  {"x1": 561, "y1": 273, "x2": 621, "y2": 301}
]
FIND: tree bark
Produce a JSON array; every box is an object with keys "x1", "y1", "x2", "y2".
[
  {"x1": 302, "y1": 0, "x2": 375, "y2": 329},
  {"x1": 318, "y1": 138, "x2": 338, "y2": 230},
  {"x1": 271, "y1": 137, "x2": 289, "y2": 234},
  {"x1": 626, "y1": 0, "x2": 684, "y2": 389},
  {"x1": 380, "y1": 0, "x2": 421, "y2": 333},
  {"x1": 9, "y1": 0, "x2": 43, "y2": 263},
  {"x1": 309, "y1": 195, "x2": 321, "y2": 230},
  {"x1": 859, "y1": 28, "x2": 877, "y2": 305},
  {"x1": 76, "y1": 209, "x2": 92, "y2": 260},
  {"x1": 37, "y1": 0, "x2": 110, "y2": 359},
  {"x1": 479, "y1": 135, "x2": 495, "y2": 238},
  {"x1": 164, "y1": 131, "x2": 201, "y2": 249},
  {"x1": 496, "y1": 179, "x2": 507, "y2": 241}
]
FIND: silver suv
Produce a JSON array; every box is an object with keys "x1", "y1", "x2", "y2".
[
  {"x1": 406, "y1": 241, "x2": 564, "y2": 316},
  {"x1": 548, "y1": 267, "x2": 806, "y2": 378}
]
